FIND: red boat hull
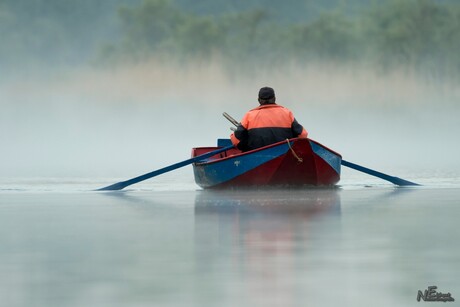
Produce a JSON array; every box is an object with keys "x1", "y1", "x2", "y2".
[{"x1": 192, "y1": 138, "x2": 341, "y2": 189}]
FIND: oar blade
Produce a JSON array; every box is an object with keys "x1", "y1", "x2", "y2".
[
  {"x1": 389, "y1": 177, "x2": 420, "y2": 187},
  {"x1": 96, "y1": 182, "x2": 128, "y2": 191}
]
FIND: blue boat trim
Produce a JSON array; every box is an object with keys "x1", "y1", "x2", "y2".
[
  {"x1": 196, "y1": 143, "x2": 290, "y2": 186},
  {"x1": 309, "y1": 141, "x2": 341, "y2": 174}
]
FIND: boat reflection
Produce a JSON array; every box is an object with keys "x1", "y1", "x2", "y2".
[
  {"x1": 194, "y1": 188, "x2": 341, "y2": 252},
  {"x1": 193, "y1": 188, "x2": 341, "y2": 305},
  {"x1": 194, "y1": 187, "x2": 341, "y2": 217}
]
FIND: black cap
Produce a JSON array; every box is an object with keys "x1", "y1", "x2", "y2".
[{"x1": 258, "y1": 87, "x2": 275, "y2": 100}]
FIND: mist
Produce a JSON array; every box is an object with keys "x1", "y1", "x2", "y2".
[
  {"x1": 1, "y1": 60, "x2": 459, "y2": 181},
  {"x1": 1, "y1": 0, "x2": 460, "y2": 181}
]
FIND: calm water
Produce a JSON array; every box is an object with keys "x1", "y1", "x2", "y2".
[{"x1": 0, "y1": 174, "x2": 459, "y2": 307}]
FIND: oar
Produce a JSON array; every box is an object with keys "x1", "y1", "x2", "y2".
[
  {"x1": 341, "y1": 160, "x2": 419, "y2": 186},
  {"x1": 222, "y1": 112, "x2": 420, "y2": 187},
  {"x1": 97, "y1": 145, "x2": 234, "y2": 191}
]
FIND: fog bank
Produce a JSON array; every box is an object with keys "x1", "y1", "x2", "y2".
[{"x1": 1, "y1": 61, "x2": 459, "y2": 180}]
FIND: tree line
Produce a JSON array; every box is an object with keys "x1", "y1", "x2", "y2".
[
  {"x1": 106, "y1": 0, "x2": 460, "y2": 78},
  {"x1": 1, "y1": 0, "x2": 459, "y2": 78}
]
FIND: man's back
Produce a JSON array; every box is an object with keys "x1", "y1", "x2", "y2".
[
  {"x1": 242, "y1": 104, "x2": 302, "y2": 150},
  {"x1": 230, "y1": 87, "x2": 308, "y2": 152}
]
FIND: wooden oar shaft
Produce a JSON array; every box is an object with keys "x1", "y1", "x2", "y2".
[{"x1": 341, "y1": 160, "x2": 420, "y2": 186}]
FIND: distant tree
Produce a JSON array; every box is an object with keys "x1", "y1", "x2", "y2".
[
  {"x1": 118, "y1": 0, "x2": 184, "y2": 55},
  {"x1": 291, "y1": 11, "x2": 360, "y2": 61},
  {"x1": 364, "y1": 0, "x2": 460, "y2": 74},
  {"x1": 115, "y1": 0, "x2": 272, "y2": 61},
  {"x1": 219, "y1": 9, "x2": 271, "y2": 59},
  {"x1": 174, "y1": 15, "x2": 224, "y2": 57}
]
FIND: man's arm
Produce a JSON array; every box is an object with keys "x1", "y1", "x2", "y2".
[
  {"x1": 292, "y1": 118, "x2": 308, "y2": 138},
  {"x1": 230, "y1": 124, "x2": 249, "y2": 151}
]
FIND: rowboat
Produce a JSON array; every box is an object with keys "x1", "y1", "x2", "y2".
[
  {"x1": 97, "y1": 133, "x2": 416, "y2": 192},
  {"x1": 192, "y1": 138, "x2": 342, "y2": 189}
]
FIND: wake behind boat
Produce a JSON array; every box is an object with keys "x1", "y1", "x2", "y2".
[{"x1": 192, "y1": 138, "x2": 342, "y2": 189}]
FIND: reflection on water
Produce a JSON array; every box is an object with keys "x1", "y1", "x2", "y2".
[
  {"x1": 194, "y1": 188, "x2": 341, "y2": 307},
  {"x1": 0, "y1": 187, "x2": 459, "y2": 307},
  {"x1": 192, "y1": 188, "x2": 460, "y2": 307}
]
